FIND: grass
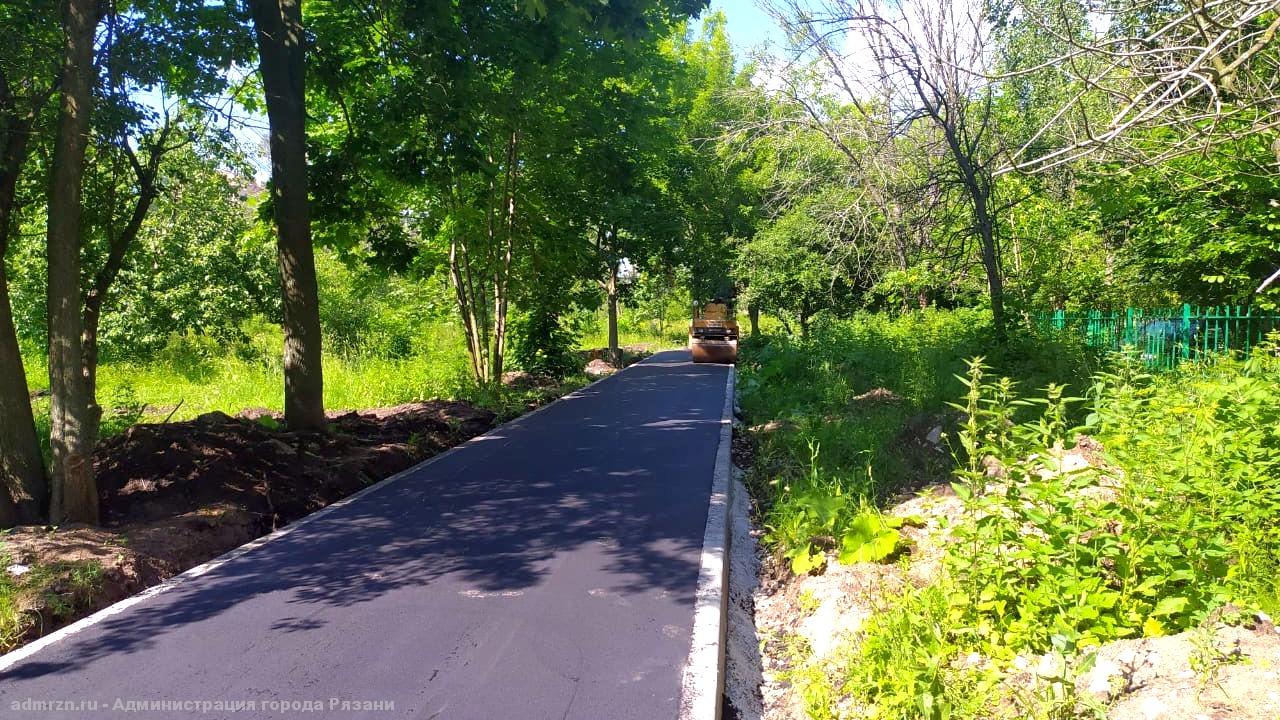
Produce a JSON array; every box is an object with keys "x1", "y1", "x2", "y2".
[
  {"x1": 575, "y1": 305, "x2": 689, "y2": 350},
  {"x1": 16, "y1": 300, "x2": 705, "y2": 452},
  {"x1": 16, "y1": 300, "x2": 741, "y2": 436},
  {"x1": 25, "y1": 321, "x2": 474, "y2": 417},
  {"x1": 740, "y1": 310, "x2": 1280, "y2": 719},
  {"x1": 739, "y1": 309, "x2": 1100, "y2": 574},
  {"x1": 20, "y1": 316, "x2": 595, "y2": 465},
  {"x1": 0, "y1": 548, "x2": 105, "y2": 653},
  {"x1": 24, "y1": 340, "x2": 484, "y2": 464}
]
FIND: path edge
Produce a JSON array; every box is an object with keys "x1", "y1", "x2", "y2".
[
  {"x1": 0, "y1": 351, "x2": 670, "y2": 673},
  {"x1": 678, "y1": 364, "x2": 735, "y2": 720}
]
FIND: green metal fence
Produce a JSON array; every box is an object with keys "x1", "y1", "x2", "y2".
[{"x1": 1034, "y1": 305, "x2": 1280, "y2": 370}]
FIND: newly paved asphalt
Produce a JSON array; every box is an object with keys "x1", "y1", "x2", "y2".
[{"x1": 0, "y1": 350, "x2": 730, "y2": 720}]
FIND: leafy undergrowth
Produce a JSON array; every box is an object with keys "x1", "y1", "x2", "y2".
[
  {"x1": 738, "y1": 309, "x2": 1098, "y2": 577},
  {"x1": 741, "y1": 312, "x2": 1280, "y2": 719}
]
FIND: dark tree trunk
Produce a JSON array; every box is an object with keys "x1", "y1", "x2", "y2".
[
  {"x1": 45, "y1": 0, "x2": 100, "y2": 524},
  {"x1": 968, "y1": 180, "x2": 1006, "y2": 340},
  {"x1": 0, "y1": 256, "x2": 35, "y2": 527},
  {"x1": 606, "y1": 226, "x2": 622, "y2": 366},
  {"x1": 935, "y1": 107, "x2": 1006, "y2": 340},
  {"x1": 0, "y1": 75, "x2": 49, "y2": 525},
  {"x1": 606, "y1": 270, "x2": 620, "y2": 366},
  {"x1": 251, "y1": 0, "x2": 325, "y2": 431},
  {"x1": 748, "y1": 304, "x2": 760, "y2": 336}
]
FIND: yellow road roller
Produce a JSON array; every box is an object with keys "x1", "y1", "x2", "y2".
[{"x1": 689, "y1": 301, "x2": 739, "y2": 363}]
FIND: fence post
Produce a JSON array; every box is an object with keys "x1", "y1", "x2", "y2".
[{"x1": 1180, "y1": 303, "x2": 1192, "y2": 365}]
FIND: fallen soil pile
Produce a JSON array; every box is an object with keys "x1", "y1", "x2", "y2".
[
  {"x1": 580, "y1": 344, "x2": 656, "y2": 377},
  {"x1": 97, "y1": 402, "x2": 494, "y2": 527},
  {"x1": 2, "y1": 401, "x2": 495, "y2": 653}
]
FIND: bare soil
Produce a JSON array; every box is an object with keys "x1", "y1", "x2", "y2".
[
  {"x1": 579, "y1": 344, "x2": 657, "y2": 377},
  {"x1": 1075, "y1": 618, "x2": 1280, "y2": 719},
  {"x1": 2, "y1": 400, "x2": 495, "y2": 653}
]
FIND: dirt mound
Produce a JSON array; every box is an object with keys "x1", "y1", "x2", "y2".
[
  {"x1": 580, "y1": 345, "x2": 655, "y2": 370},
  {"x1": 584, "y1": 358, "x2": 618, "y2": 377},
  {"x1": 1072, "y1": 617, "x2": 1280, "y2": 719},
  {"x1": 96, "y1": 401, "x2": 495, "y2": 529}
]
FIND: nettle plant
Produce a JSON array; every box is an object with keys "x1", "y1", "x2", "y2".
[
  {"x1": 941, "y1": 356, "x2": 1271, "y2": 659},
  {"x1": 765, "y1": 442, "x2": 903, "y2": 575}
]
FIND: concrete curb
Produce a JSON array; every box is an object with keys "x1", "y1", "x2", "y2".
[
  {"x1": 679, "y1": 364, "x2": 735, "y2": 720},
  {"x1": 0, "y1": 352, "x2": 670, "y2": 673}
]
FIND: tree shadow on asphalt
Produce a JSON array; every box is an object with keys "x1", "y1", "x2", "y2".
[{"x1": 1, "y1": 352, "x2": 728, "y2": 682}]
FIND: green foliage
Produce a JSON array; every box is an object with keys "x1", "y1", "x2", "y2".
[
  {"x1": 734, "y1": 199, "x2": 857, "y2": 334},
  {"x1": 574, "y1": 294, "x2": 689, "y2": 350},
  {"x1": 741, "y1": 314, "x2": 1280, "y2": 718},
  {"x1": 511, "y1": 308, "x2": 581, "y2": 379},
  {"x1": 944, "y1": 352, "x2": 1280, "y2": 659},
  {"x1": 7, "y1": 146, "x2": 274, "y2": 358},
  {"x1": 621, "y1": 268, "x2": 692, "y2": 341},
  {"x1": 1086, "y1": 134, "x2": 1280, "y2": 308},
  {"x1": 314, "y1": 251, "x2": 454, "y2": 361},
  {"x1": 741, "y1": 310, "x2": 1097, "y2": 579},
  {"x1": 766, "y1": 443, "x2": 901, "y2": 575},
  {"x1": 842, "y1": 585, "x2": 997, "y2": 720}
]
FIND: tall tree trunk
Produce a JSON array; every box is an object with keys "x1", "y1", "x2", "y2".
[
  {"x1": 938, "y1": 114, "x2": 1006, "y2": 340},
  {"x1": 748, "y1": 304, "x2": 760, "y2": 336},
  {"x1": 0, "y1": 256, "x2": 33, "y2": 527},
  {"x1": 599, "y1": 224, "x2": 619, "y2": 366},
  {"x1": 252, "y1": 0, "x2": 325, "y2": 431},
  {"x1": 46, "y1": 0, "x2": 100, "y2": 524},
  {"x1": 971, "y1": 190, "x2": 1006, "y2": 340},
  {"x1": 606, "y1": 263, "x2": 620, "y2": 367},
  {"x1": 449, "y1": 236, "x2": 486, "y2": 383},
  {"x1": 0, "y1": 78, "x2": 49, "y2": 525},
  {"x1": 489, "y1": 131, "x2": 518, "y2": 383}
]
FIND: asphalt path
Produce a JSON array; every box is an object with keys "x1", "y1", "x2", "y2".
[{"x1": 0, "y1": 350, "x2": 731, "y2": 720}]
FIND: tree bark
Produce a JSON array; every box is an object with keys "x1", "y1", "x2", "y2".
[
  {"x1": 748, "y1": 304, "x2": 760, "y2": 336},
  {"x1": 489, "y1": 131, "x2": 518, "y2": 383},
  {"x1": 0, "y1": 255, "x2": 34, "y2": 527},
  {"x1": 603, "y1": 226, "x2": 621, "y2": 367},
  {"x1": 251, "y1": 0, "x2": 325, "y2": 431},
  {"x1": 45, "y1": 0, "x2": 100, "y2": 524},
  {"x1": 939, "y1": 117, "x2": 1006, "y2": 340},
  {"x1": 606, "y1": 263, "x2": 620, "y2": 367},
  {"x1": 967, "y1": 175, "x2": 1008, "y2": 338},
  {"x1": 0, "y1": 74, "x2": 50, "y2": 525},
  {"x1": 449, "y1": 235, "x2": 487, "y2": 383}
]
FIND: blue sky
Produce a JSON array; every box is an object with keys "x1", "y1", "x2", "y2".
[{"x1": 703, "y1": 0, "x2": 781, "y2": 54}]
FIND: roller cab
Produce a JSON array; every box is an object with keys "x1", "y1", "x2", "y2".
[{"x1": 689, "y1": 301, "x2": 739, "y2": 364}]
